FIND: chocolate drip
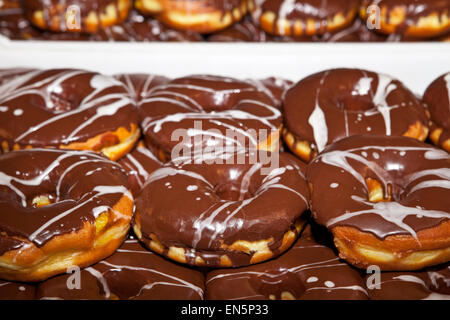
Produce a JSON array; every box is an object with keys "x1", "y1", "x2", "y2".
[{"x1": 423, "y1": 72, "x2": 450, "y2": 132}]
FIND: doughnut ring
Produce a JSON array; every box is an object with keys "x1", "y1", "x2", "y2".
[
  {"x1": 133, "y1": 151, "x2": 310, "y2": 267},
  {"x1": 423, "y1": 72, "x2": 450, "y2": 153},
  {"x1": 35, "y1": 239, "x2": 205, "y2": 300},
  {"x1": 134, "y1": 0, "x2": 253, "y2": 33},
  {"x1": 0, "y1": 149, "x2": 133, "y2": 281},
  {"x1": 307, "y1": 135, "x2": 450, "y2": 271},
  {"x1": 360, "y1": 0, "x2": 450, "y2": 39},
  {"x1": 0, "y1": 68, "x2": 140, "y2": 161},
  {"x1": 206, "y1": 226, "x2": 368, "y2": 300},
  {"x1": 22, "y1": 0, "x2": 133, "y2": 33},
  {"x1": 252, "y1": 0, "x2": 360, "y2": 37},
  {"x1": 283, "y1": 68, "x2": 429, "y2": 162},
  {"x1": 138, "y1": 75, "x2": 283, "y2": 162}
]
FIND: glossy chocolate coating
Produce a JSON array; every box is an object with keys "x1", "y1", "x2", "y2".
[
  {"x1": 245, "y1": 77, "x2": 293, "y2": 107},
  {"x1": 361, "y1": 0, "x2": 450, "y2": 37},
  {"x1": 35, "y1": 239, "x2": 205, "y2": 300},
  {"x1": 366, "y1": 263, "x2": 450, "y2": 300},
  {"x1": 0, "y1": 69, "x2": 137, "y2": 149},
  {"x1": 283, "y1": 68, "x2": 428, "y2": 153},
  {"x1": 0, "y1": 280, "x2": 36, "y2": 300},
  {"x1": 318, "y1": 18, "x2": 388, "y2": 42},
  {"x1": 307, "y1": 135, "x2": 450, "y2": 240},
  {"x1": 423, "y1": 72, "x2": 450, "y2": 145},
  {"x1": 113, "y1": 73, "x2": 170, "y2": 102},
  {"x1": 118, "y1": 141, "x2": 162, "y2": 197},
  {"x1": 90, "y1": 12, "x2": 203, "y2": 42},
  {"x1": 0, "y1": 148, "x2": 130, "y2": 253},
  {"x1": 206, "y1": 234, "x2": 368, "y2": 300},
  {"x1": 135, "y1": 151, "x2": 310, "y2": 267},
  {"x1": 139, "y1": 75, "x2": 283, "y2": 159}
]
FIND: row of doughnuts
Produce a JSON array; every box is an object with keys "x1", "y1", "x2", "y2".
[
  {"x1": 0, "y1": 67, "x2": 449, "y2": 299},
  {"x1": 1, "y1": 0, "x2": 449, "y2": 41}
]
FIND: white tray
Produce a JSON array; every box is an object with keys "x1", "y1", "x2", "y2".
[{"x1": 1, "y1": 36, "x2": 449, "y2": 94}]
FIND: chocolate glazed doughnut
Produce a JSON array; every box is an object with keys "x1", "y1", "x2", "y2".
[
  {"x1": 366, "y1": 262, "x2": 450, "y2": 299},
  {"x1": 0, "y1": 149, "x2": 134, "y2": 281},
  {"x1": 252, "y1": 0, "x2": 360, "y2": 36},
  {"x1": 423, "y1": 72, "x2": 450, "y2": 153},
  {"x1": 135, "y1": 0, "x2": 253, "y2": 33},
  {"x1": 206, "y1": 233, "x2": 368, "y2": 300},
  {"x1": 133, "y1": 151, "x2": 310, "y2": 267},
  {"x1": 283, "y1": 68, "x2": 429, "y2": 162},
  {"x1": 139, "y1": 75, "x2": 283, "y2": 162},
  {"x1": 307, "y1": 135, "x2": 450, "y2": 271},
  {"x1": 360, "y1": 0, "x2": 450, "y2": 39},
  {"x1": 22, "y1": 0, "x2": 133, "y2": 33},
  {"x1": 36, "y1": 239, "x2": 205, "y2": 300},
  {"x1": 0, "y1": 69, "x2": 140, "y2": 161}
]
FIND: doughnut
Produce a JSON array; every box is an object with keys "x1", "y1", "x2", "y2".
[
  {"x1": 114, "y1": 73, "x2": 170, "y2": 103},
  {"x1": 118, "y1": 141, "x2": 162, "y2": 197},
  {"x1": 0, "y1": 149, "x2": 134, "y2": 281},
  {"x1": 133, "y1": 151, "x2": 310, "y2": 267},
  {"x1": 206, "y1": 229, "x2": 368, "y2": 300},
  {"x1": 366, "y1": 262, "x2": 450, "y2": 299},
  {"x1": 423, "y1": 72, "x2": 450, "y2": 153},
  {"x1": 360, "y1": 0, "x2": 450, "y2": 39},
  {"x1": 22, "y1": 0, "x2": 133, "y2": 33},
  {"x1": 35, "y1": 239, "x2": 205, "y2": 300},
  {"x1": 0, "y1": 68, "x2": 36, "y2": 85},
  {"x1": 134, "y1": 0, "x2": 252, "y2": 33},
  {"x1": 139, "y1": 75, "x2": 283, "y2": 162},
  {"x1": 252, "y1": 0, "x2": 360, "y2": 37},
  {"x1": 0, "y1": 68, "x2": 140, "y2": 161},
  {"x1": 282, "y1": 68, "x2": 429, "y2": 162},
  {"x1": 0, "y1": 280, "x2": 35, "y2": 300},
  {"x1": 90, "y1": 11, "x2": 203, "y2": 41},
  {"x1": 207, "y1": 17, "x2": 273, "y2": 42},
  {"x1": 307, "y1": 134, "x2": 450, "y2": 271}
]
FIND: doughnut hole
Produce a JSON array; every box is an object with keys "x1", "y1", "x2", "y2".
[
  {"x1": 213, "y1": 182, "x2": 252, "y2": 201},
  {"x1": 365, "y1": 178, "x2": 393, "y2": 203},
  {"x1": 31, "y1": 194, "x2": 54, "y2": 208}
]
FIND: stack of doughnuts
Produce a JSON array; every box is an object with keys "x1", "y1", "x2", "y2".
[
  {"x1": 1, "y1": 0, "x2": 449, "y2": 41},
  {"x1": 0, "y1": 67, "x2": 449, "y2": 300}
]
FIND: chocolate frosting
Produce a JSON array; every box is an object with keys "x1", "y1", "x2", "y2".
[
  {"x1": 206, "y1": 234, "x2": 368, "y2": 300},
  {"x1": 0, "y1": 6, "x2": 40, "y2": 39},
  {"x1": 0, "y1": 68, "x2": 137, "y2": 149},
  {"x1": 361, "y1": 0, "x2": 450, "y2": 37},
  {"x1": 139, "y1": 75, "x2": 283, "y2": 159},
  {"x1": 118, "y1": 141, "x2": 162, "y2": 197},
  {"x1": 0, "y1": 280, "x2": 36, "y2": 300},
  {"x1": 0, "y1": 148, "x2": 130, "y2": 253},
  {"x1": 423, "y1": 72, "x2": 450, "y2": 132},
  {"x1": 245, "y1": 77, "x2": 293, "y2": 107},
  {"x1": 283, "y1": 68, "x2": 428, "y2": 153},
  {"x1": 307, "y1": 135, "x2": 450, "y2": 240},
  {"x1": 135, "y1": 151, "x2": 310, "y2": 267},
  {"x1": 114, "y1": 73, "x2": 170, "y2": 102},
  {"x1": 367, "y1": 262, "x2": 450, "y2": 300},
  {"x1": 35, "y1": 239, "x2": 205, "y2": 300}
]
